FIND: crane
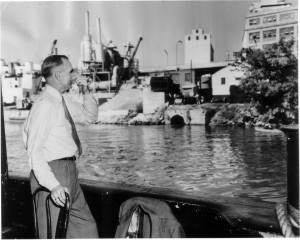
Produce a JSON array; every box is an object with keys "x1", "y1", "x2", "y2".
[{"x1": 121, "y1": 37, "x2": 143, "y2": 82}]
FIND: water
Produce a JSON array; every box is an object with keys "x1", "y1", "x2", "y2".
[{"x1": 4, "y1": 121, "x2": 287, "y2": 203}]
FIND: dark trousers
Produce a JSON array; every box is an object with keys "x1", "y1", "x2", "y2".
[{"x1": 30, "y1": 160, "x2": 99, "y2": 238}]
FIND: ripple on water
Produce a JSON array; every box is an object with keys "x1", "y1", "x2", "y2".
[{"x1": 5, "y1": 122, "x2": 287, "y2": 203}]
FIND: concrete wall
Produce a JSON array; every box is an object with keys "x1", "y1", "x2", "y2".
[
  {"x1": 164, "y1": 106, "x2": 217, "y2": 125},
  {"x1": 190, "y1": 108, "x2": 206, "y2": 125},
  {"x1": 164, "y1": 107, "x2": 191, "y2": 125}
]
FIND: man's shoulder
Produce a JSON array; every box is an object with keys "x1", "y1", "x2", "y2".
[
  {"x1": 31, "y1": 94, "x2": 60, "y2": 116},
  {"x1": 35, "y1": 95, "x2": 56, "y2": 107}
]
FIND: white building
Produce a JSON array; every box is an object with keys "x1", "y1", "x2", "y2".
[
  {"x1": 242, "y1": 0, "x2": 298, "y2": 53},
  {"x1": 211, "y1": 66, "x2": 245, "y2": 102},
  {"x1": 184, "y1": 29, "x2": 214, "y2": 65},
  {"x1": 1, "y1": 60, "x2": 42, "y2": 106}
]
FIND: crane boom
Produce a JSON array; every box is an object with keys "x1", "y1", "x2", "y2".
[
  {"x1": 129, "y1": 37, "x2": 143, "y2": 64},
  {"x1": 49, "y1": 39, "x2": 57, "y2": 56}
]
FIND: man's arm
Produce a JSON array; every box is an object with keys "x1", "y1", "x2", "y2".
[
  {"x1": 65, "y1": 76, "x2": 98, "y2": 124},
  {"x1": 82, "y1": 91, "x2": 98, "y2": 123}
]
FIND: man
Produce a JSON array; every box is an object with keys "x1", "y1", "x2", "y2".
[{"x1": 23, "y1": 55, "x2": 99, "y2": 238}]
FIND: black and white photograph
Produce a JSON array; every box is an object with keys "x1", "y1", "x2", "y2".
[{"x1": 1, "y1": 0, "x2": 298, "y2": 238}]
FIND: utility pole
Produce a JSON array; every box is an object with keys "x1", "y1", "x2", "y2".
[
  {"x1": 190, "y1": 60, "x2": 193, "y2": 83},
  {"x1": 164, "y1": 49, "x2": 168, "y2": 67},
  {"x1": 176, "y1": 40, "x2": 182, "y2": 67}
]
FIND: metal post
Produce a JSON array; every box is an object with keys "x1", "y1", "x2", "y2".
[
  {"x1": 190, "y1": 60, "x2": 193, "y2": 83},
  {"x1": 109, "y1": 72, "x2": 111, "y2": 93},
  {"x1": 176, "y1": 40, "x2": 182, "y2": 67},
  {"x1": 164, "y1": 49, "x2": 168, "y2": 67},
  {"x1": 1, "y1": 81, "x2": 11, "y2": 226},
  {"x1": 226, "y1": 50, "x2": 230, "y2": 61},
  {"x1": 281, "y1": 125, "x2": 299, "y2": 224},
  {"x1": 92, "y1": 72, "x2": 96, "y2": 93}
]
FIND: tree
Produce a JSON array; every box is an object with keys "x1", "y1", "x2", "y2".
[{"x1": 237, "y1": 38, "x2": 298, "y2": 125}]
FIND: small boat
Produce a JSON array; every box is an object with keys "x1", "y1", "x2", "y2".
[{"x1": 254, "y1": 126, "x2": 282, "y2": 133}]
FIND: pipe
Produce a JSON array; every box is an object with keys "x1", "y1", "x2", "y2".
[
  {"x1": 96, "y1": 17, "x2": 104, "y2": 63},
  {"x1": 85, "y1": 11, "x2": 90, "y2": 35},
  {"x1": 81, "y1": 11, "x2": 92, "y2": 61}
]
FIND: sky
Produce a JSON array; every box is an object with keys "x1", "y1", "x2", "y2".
[{"x1": 1, "y1": 0, "x2": 261, "y2": 68}]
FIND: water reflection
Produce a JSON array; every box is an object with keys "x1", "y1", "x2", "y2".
[{"x1": 4, "y1": 121, "x2": 287, "y2": 202}]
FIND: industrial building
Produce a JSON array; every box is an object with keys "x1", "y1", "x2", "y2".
[
  {"x1": 210, "y1": 0, "x2": 298, "y2": 103},
  {"x1": 0, "y1": 60, "x2": 41, "y2": 107},
  {"x1": 242, "y1": 0, "x2": 298, "y2": 52},
  {"x1": 3, "y1": 1, "x2": 297, "y2": 107},
  {"x1": 141, "y1": 0, "x2": 298, "y2": 103},
  {"x1": 211, "y1": 66, "x2": 245, "y2": 103},
  {"x1": 140, "y1": 28, "x2": 228, "y2": 101},
  {"x1": 185, "y1": 29, "x2": 214, "y2": 65}
]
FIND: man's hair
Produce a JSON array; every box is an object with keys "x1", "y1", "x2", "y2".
[{"x1": 41, "y1": 55, "x2": 69, "y2": 79}]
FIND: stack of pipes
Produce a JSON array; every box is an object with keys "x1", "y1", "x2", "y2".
[
  {"x1": 96, "y1": 17, "x2": 104, "y2": 63},
  {"x1": 80, "y1": 11, "x2": 104, "y2": 63}
]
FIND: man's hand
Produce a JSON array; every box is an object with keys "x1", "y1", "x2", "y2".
[
  {"x1": 51, "y1": 184, "x2": 69, "y2": 207},
  {"x1": 74, "y1": 75, "x2": 90, "y2": 93},
  {"x1": 87, "y1": 82, "x2": 98, "y2": 92}
]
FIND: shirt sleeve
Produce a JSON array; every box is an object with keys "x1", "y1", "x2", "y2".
[
  {"x1": 23, "y1": 100, "x2": 60, "y2": 191},
  {"x1": 64, "y1": 92, "x2": 98, "y2": 124}
]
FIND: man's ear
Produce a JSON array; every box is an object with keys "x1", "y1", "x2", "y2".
[{"x1": 54, "y1": 71, "x2": 61, "y2": 81}]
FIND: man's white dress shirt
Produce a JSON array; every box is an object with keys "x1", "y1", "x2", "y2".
[{"x1": 23, "y1": 84, "x2": 98, "y2": 191}]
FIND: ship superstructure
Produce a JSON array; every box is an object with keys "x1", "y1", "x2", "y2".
[{"x1": 78, "y1": 11, "x2": 143, "y2": 94}]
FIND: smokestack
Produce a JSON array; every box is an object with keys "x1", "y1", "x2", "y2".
[
  {"x1": 81, "y1": 11, "x2": 92, "y2": 61},
  {"x1": 96, "y1": 17, "x2": 104, "y2": 62},
  {"x1": 85, "y1": 11, "x2": 90, "y2": 35}
]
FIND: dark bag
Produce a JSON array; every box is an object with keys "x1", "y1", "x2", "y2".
[{"x1": 115, "y1": 197, "x2": 185, "y2": 238}]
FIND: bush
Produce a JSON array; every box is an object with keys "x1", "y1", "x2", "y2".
[
  {"x1": 211, "y1": 104, "x2": 246, "y2": 126},
  {"x1": 237, "y1": 38, "x2": 298, "y2": 125}
]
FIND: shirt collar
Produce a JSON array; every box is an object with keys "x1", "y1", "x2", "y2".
[{"x1": 45, "y1": 84, "x2": 63, "y2": 101}]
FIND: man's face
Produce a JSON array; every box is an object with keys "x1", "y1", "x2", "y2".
[{"x1": 58, "y1": 58, "x2": 75, "y2": 92}]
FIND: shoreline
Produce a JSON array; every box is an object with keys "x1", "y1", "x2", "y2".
[{"x1": 4, "y1": 103, "x2": 296, "y2": 130}]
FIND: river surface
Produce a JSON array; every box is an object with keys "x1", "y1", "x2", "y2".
[{"x1": 4, "y1": 121, "x2": 287, "y2": 203}]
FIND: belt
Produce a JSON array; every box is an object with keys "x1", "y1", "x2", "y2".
[{"x1": 59, "y1": 156, "x2": 76, "y2": 161}]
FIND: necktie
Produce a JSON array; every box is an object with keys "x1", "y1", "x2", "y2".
[{"x1": 62, "y1": 96, "x2": 82, "y2": 156}]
